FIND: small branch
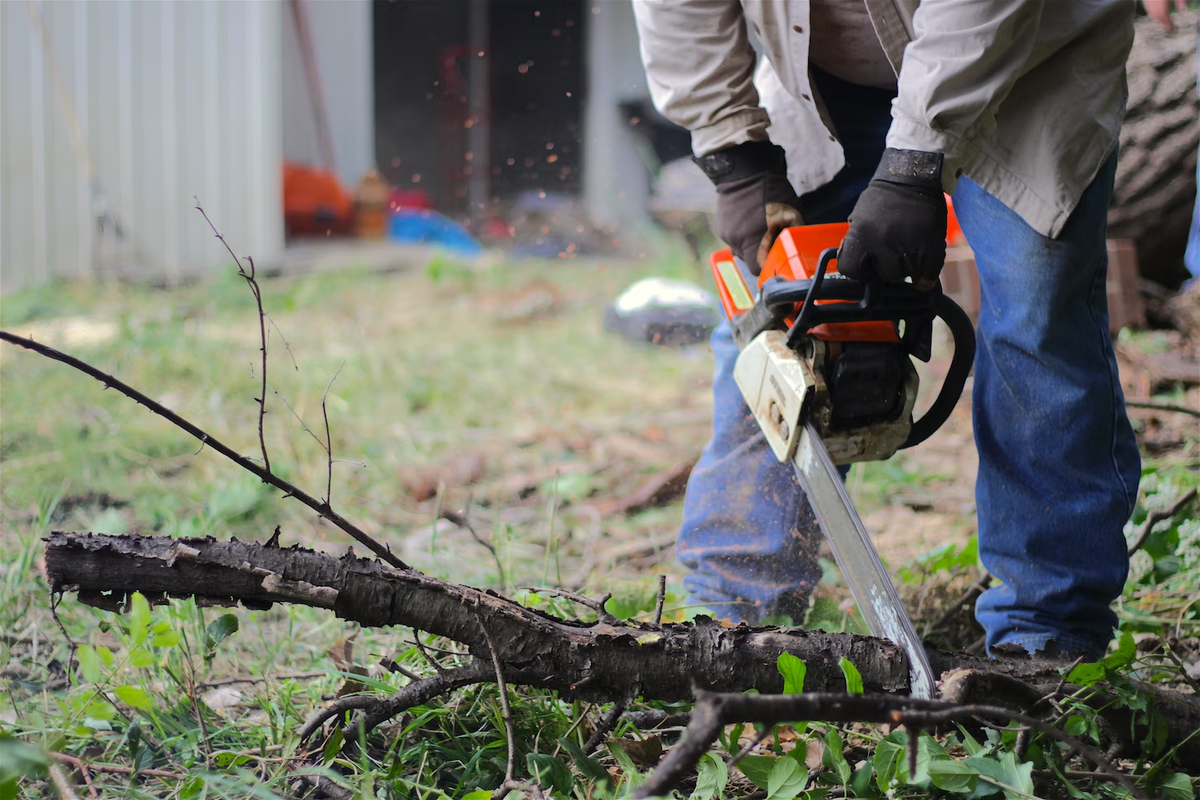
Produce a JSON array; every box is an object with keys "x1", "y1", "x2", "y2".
[
  {"x1": 197, "y1": 670, "x2": 328, "y2": 689},
  {"x1": 518, "y1": 587, "x2": 615, "y2": 623},
  {"x1": 583, "y1": 702, "x2": 629, "y2": 755},
  {"x1": 320, "y1": 362, "x2": 346, "y2": 506},
  {"x1": 633, "y1": 692, "x2": 1146, "y2": 800},
  {"x1": 1128, "y1": 488, "x2": 1197, "y2": 555},
  {"x1": 0, "y1": 330, "x2": 408, "y2": 570},
  {"x1": 443, "y1": 500, "x2": 506, "y2": 589},
  {"x1": 52, "y1": 753, "x2": 185, "y2": 781},
  {"x1": 347, "y1": 659, "x2": 497, "y2": 740},
  {"x1": 1125, "y1": 399, "x2": 1200, "y2": 419},
  {"x1": 297, "y1": 695, "x2": 380, "y2": 742},
  {"x1": 195, "y1": 201, "x2": 272, "y2": 474},
  {"x1": 478, "y1": 615, "x2": 518, "y2": 788}
]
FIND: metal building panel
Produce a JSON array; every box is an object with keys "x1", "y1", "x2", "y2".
[{"x1": 0, "y1": 0, "x2": 284, "y2": 294}]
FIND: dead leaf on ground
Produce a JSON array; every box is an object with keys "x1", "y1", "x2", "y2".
[
  {"x1": 586, "y1": 459, "x2": 695, "y2": 518},
  {"x1": 611, "y1": 735, "x2": 664, "y2": 769},
  {"x1": 398, "y1": 453, "x2": 486, "y2": 502}
]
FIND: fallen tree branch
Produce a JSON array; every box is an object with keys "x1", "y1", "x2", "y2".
[
  {"x1": 42, "y1": 533, "x2": 1200, "y2": 765},
  {"x1": 1127, "y1": 487, "x2": 1198, "y2": 555},
  {"x1": 0, "y1": 331, "x2": 407, "y2": 570}
]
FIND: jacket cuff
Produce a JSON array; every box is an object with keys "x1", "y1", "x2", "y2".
[
  {"x1": 691, "y1": 108, "x2": 772, "y2": 158},
  {"x1": 885, "y1": 118, "x2": 972, "y2": 196}
]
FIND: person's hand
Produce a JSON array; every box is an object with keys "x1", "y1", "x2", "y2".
[
  {"x1": 1145, "y1": 0, "x2": 1188, "y2": 32},
  {"x1": 837, "y1": 148, "x2": 947, "y2": 291},
  {"x1": 695, "y1": 141, "x2": 804, "y2": 273}
]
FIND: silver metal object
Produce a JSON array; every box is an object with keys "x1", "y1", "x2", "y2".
[{"x1": 792, "y1": 421, "x2": 937, "y2": 699}]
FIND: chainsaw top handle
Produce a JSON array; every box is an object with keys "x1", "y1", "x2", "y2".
[{"x1": 761, "y1": 247, "x2": 976, "y2": 451}]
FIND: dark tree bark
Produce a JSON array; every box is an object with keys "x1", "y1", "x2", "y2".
[
  {"x1": 1110, "y1": 10, "x2": 1199, "y2": 288},
  {"x1": 42, "y1": 532, "x2": 1200, "y2": 767}
]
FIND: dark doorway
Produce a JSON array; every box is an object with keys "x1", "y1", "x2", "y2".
[{"x1": 373, "y1": 0, "x2": 584, "y2": 219}]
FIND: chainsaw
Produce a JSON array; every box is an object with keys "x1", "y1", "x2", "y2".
[{"x1": 709, "y1": 222, "x2": 975, "y2": 698}]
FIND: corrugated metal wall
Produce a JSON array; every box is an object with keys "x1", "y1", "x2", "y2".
[{"x1": 0, "y1": 1, "x2": 283, "y2": 294}]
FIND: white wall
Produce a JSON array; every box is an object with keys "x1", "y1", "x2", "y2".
[
  {"x1": 0, "y1": 1, "x2": 283, "y2": 294},
  {"x1": 281, "y1": 0, "x2": 375, "y2": 190}
]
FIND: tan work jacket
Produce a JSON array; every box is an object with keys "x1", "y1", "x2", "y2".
[{"x1": 633, "y1": 0, "x2": 1135, "y2": 239}]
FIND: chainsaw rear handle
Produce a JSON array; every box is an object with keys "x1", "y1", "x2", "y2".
[{"x1": 776, "y1": 248, "x2": 976, "y2": 451}]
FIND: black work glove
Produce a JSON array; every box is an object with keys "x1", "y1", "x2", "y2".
[
  {"x1": 837, "y1": 148, "x2": 947, "y2": 291},
  {"x1": 695, "y1": 141, "x2": 804, "y2": 274}
]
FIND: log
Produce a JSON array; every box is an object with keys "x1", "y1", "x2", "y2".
[
  {"x1": 1110, "y1": 10, "x2": 1200, "y2": 288},
  {"x1": 42, "y1": 532, "x2": 1200, "y2": 766}
]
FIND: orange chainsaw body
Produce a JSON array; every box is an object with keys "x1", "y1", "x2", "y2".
[{"x1": 709, "y1": 202, "x2": 964, "y2": 343}]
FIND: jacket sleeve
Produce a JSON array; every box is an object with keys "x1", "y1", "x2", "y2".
[
  {"x1": 887, "y1": 0, "x2": 1045, "y2": 192},
  {"x1": 632, "y1": 0, "x2": 770, "y2": 156}
]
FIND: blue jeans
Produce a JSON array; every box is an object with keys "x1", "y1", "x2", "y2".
[{"x1": 679, "y1": 68, "x2": 1140, "y2": 658}]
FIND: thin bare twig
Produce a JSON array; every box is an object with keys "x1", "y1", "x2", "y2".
[
  {"x1": 0, "y1": 330, "x2": 409, "y2": 569},
  {"x1": 478, "y1": 615, "x2": 518, "y2": 788},
  {"x1": 518, "y1": 587, "x2": 615, "y2": 623},
  {"x1": 197, "y1": 670, "x2": 327, "y2": 689},
  {"x1": 52, "y1": 752, "x2": 186, "y2": 781},
  {"x1": 583, "y1": 702, "x2": 629, "y2": 755},
  {"x1": 442, "y1": 501, "x2": 506, "y2": 588},
  {"x1": 1128, "y1": 488, "x2": 1197, "y2": 555},
  {"x1": 321, "y1": 361, "x2": 346, "y2": 505},
  {"x1": 1125, "y1": 399, "x2": 1200, "y2": 419},
  {"x1": 48, "y1": 591, "x2": 77, "y2": 686},
  {"x1": 195, "y1": 201, "x2": 271, "y2": 475}
]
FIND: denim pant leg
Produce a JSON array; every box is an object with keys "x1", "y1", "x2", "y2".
[
  {"x1": 677, "y1": 68, "x2": 894, "y2": 623},
  {"x1": 954, "y1": 152, "x2": 1140, "y2": 659},
  {"x1": 677, "y1": 316, "x2": 824, "y2": 622}
]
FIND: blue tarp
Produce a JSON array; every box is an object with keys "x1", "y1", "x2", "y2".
[{"x1": 389, "y1": 209, "x2": 482, "y2": 256}]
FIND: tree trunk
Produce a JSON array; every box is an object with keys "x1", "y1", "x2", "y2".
[{"x1": 1110, "y1": 10, "x2": 1199, "y2": 289}]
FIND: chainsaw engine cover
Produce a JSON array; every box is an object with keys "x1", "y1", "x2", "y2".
[{"x1": 735, "y1": 331, "x2": 918, "y2": 465}]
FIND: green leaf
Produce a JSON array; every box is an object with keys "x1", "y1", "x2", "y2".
[
  {"x1": 767, "y1": 755, "x2": 807, "y2": 800},
  {"x1": 997, "y1": 751, "x2": 1035, "y2": 799},
  {"x1": 206, "y1": 613, "x2": 239, "y2": 645},
  {"x1": 838, "y1": 657, "x2": 863, "y2": 694},
  {"x1": 559, "y1": 738, "x2": 614, "y2": 790},
  {"x1": 77, "y1": 644, "x2": 104, "y2": 684},
  {"x1": 96, "y1": 645, "x2": 115, "y2": 667},
  {"x1": 689, "y1": 753, "x2": 728, "y2": 800},
  {"x1": 461, "y1": 792, "x2": 491, "y2": 800},
  {"x1": 151, "y1": 626, "x2": 181, "y2": 648},
  {"x1": 955, "y1": 725, "x2": 983, "y2": 757},
  {"x1": 849, "y1": 765, "x2": 877, "y2": 799},
  {"x1": 128, "y1": 646, "x2": 155, "y2": 668},
  {"x1": 724, "y1": 722, "x2": 746, "y2": 757},
  {"x1": 526, "y1": 753, "x2": 574, "y2": 796},
  {"x1": 1161, "y1": 773, "x2": 1196, "y2": 800},
  {"x1": 180, "y1": 775, "x2": 208, "y2": 800},
  {"x1": 927, "y1": 761, "x2": 980, "y2": 793},
  {"x1": 1068, "y1": 631, "x2": 1137, "y2": 686},
  {"x1": 129, "y1": 592, "x2": 151, "y2": 644},
  {"x1": 872, "y1": 735, "x2": 905, "y2": 791},
  {"x1": 777, "y1": 652, "x2": 807, "y2": 694},
  {"x1": 113, "y1": 685, "x2": 153, "y2": 711},
  {"x1": 737, "y1": 755, "x2": 778, "y2": 790},
  {"x1": 821, "y1": 729, "x2": 851, "y2": 784}
]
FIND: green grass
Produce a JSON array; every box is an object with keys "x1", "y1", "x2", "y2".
[{"x1": 2, "y1": 238, "x2": 1198, "y2": 798}]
